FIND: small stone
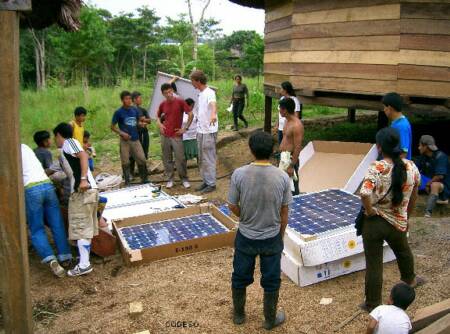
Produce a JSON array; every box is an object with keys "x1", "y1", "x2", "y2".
[{"x1": 129, "y1": 301, "x2": 144, "y2": 316}]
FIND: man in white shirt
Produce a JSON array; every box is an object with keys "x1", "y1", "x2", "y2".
[
  {"x1": 54, "y1": 122, "x2": 99, "y2": 277},
  {"x1": 21, "y1": 144, "x2": 72, "y2": 277},
  {"x1": 190, "y1": 70, "x2": 218, "y2": 194},
  {"x1": 367, "y1": 283, "x2": 415, "y2": 334}
]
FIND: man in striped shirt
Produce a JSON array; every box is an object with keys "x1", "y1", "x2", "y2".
[{"x1": 54, "y1": 122, "x2": 99, "y2": 277}]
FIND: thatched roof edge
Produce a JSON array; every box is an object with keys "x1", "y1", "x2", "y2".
[{"x1": 228, "y1": 0, "x2": 265, "y2": 9}]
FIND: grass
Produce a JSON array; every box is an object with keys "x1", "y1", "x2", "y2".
[{"x1": 20, "y1": 77, "x2": 348, "y2": 160}]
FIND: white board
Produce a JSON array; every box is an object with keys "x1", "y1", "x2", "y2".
[
  {"x1": 148, "y1": 72, "x2": 197, "y2": 119},
  {"x1": 148, "y1": 71, "x2": 217, "y2": 119}
]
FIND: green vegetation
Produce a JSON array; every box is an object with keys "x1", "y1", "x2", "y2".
[{"x1": 20, "y1": 77, "x2": 349, "y2": 160}]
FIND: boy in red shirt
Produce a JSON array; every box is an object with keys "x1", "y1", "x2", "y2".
[{"x1": 157, "y1": 83, "x2": 193, "y2": 189}]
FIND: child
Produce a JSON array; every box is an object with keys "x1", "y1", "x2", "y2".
[
  {"x1": 33, "y1": 130, "x2": 53, "y2": 172},
  {"x1": 83, "y1": 130, "x2": 96, "y2": 172},
  {"x1": 366, "y1": 283, "x2": 415, "y2": 334},
  {"x1": 70, "y1": 106, "x2": 87, "y2": 145},
  {"x1": 182, "y1": 98, "x2": 198, "y2": 162},
  {"x1": 53, "y1": 122, "x2": 99, "y2": 277}
]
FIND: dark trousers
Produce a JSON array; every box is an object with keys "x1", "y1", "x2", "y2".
[
  {"x1": 232, "y1": 99, "x2": 247, "y2": 128},
  {"x1": 362, "y1": 215, "x2": 415, "y2": 307},
  {"x1": 232, "y1": 230, "x2": 283, "y2": 293},
  {"x1": 293, "y1": 162, "x2": 299, "y2": 196},
  {"x1": 130, "y1": 129, "x2": 149, "y2": 173},
  {"x1": 277, "y1": 130, "x2": 283, "y2": 144}
]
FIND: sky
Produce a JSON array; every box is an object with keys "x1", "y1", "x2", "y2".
[{"x1": 89, "y1": 0, "x2": 265, "y2": 35}]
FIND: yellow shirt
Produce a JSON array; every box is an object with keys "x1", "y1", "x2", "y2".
[{"x1": 70, "y1": 120, "x2": 84, "y2": 145}]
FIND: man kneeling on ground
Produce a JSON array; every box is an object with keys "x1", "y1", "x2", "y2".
[
  {"x1": 228, "y1": 131, "x2": 292, "y2": 330},
  {"x1": 54, "y1": 122, "x2": 99, "y2": 277},
  {"x1": 415, "y1": 135, "x2": 450, "y2": 217}
]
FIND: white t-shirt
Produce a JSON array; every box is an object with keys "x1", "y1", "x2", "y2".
[
  {"x1": 370, "y1": 305, "x2": 411, "y2": 334},
  {"x1": 21, "y1": 144, "x2": 49, "y2": 187},
  {"x1": 278, "y1": 95, "x2": 301, "y2": 131},
  {"x1": 182, "y1": 112, "x2": 198, "y2": 141},
  {"x1": 62, "y1": 138, "x2": 97, "y2": 191},
  {"x1": 196, "y1": 87, "x2": 218, "y2": 134}
]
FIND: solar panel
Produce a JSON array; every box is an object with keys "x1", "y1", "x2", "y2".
[
  {"x1": 118, "y1": 214, "x2": 230, "y2": 250},
  {"x1": 288, "y1": 189, "x2": 360, "y2": 237}
]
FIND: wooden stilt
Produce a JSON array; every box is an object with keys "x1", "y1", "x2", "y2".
[{"x1": 264, "y1": 95, "x2": 273, "y2": 133}]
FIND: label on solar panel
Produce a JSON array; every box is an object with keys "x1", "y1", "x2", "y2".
[
  {"x1": 118, "y1": 213, "x2": 230, "y2": 250},
  {"x1": 288, "y1": 189, "x2": 360, "y2": 238},
  {"x1": 101, "y1": 184, "x2": 167, "y2": 209}
]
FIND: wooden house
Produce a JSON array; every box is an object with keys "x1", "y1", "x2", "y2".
[{"x1": 230, "y1": 0, "x2": 450, "y2": 129}]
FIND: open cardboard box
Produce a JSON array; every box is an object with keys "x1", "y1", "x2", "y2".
[
  {"x1": 281, "y1": 246, "x2": 396, "y2": 287},
  {"x1": 112, "y1": 204, "x2": 237, "y2": 266},
  {"x1": 298, "y1": 141, "x2": 378, "y2": 194}
]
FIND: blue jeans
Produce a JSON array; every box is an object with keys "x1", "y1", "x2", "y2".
[
  {"x1": 25, "y1": 182, "x2": 72, "y2": 263},
  {"x1": 232, "y1": 230, "x2": 283, "y2": 293},
  {"x1": 88, "y1": 157, "x2": 94, "y2": 171}
]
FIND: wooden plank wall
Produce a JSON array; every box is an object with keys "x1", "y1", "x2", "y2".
[{"x1": 263, "y1": 0, "x2": 450, "y2": 99}]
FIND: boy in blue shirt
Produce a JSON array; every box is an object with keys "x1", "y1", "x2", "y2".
[
  {"x1": 111, "y1": 91, "x2": 148, "y2": 185},
  {"x1": 382, "y1": 93, "x2": 412, "y2": 160}
]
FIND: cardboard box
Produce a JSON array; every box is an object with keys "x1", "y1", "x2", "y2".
[
  {"x1": 113, "y1": 205, "x2": 237, "y2": 266},
  {"x1": 284, "y1": 226, "x2": 365, "y2": 266},
  {"x1": 101, "y1": 184, "x2": 184, "y2": 223},
  {"x1": 298, "y1": 141, "x2": 378, "y2": 193},
  {"x1": 281, "y1": 246, "x2": 396, "y2": 287}
]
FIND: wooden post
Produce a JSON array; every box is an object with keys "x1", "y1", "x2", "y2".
[
  {"x1": 264, "y1": 95, "x2": 272, "y2": 133},
  {"x1": 347, "y1": 108, "x2": 356, "y2": 123},
  {"x1": 0, "y1": 10, "x2": 34, "y2": 334}
]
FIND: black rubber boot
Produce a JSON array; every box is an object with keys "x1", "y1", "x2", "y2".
[
  {"x1": 263, "y1": 290, "x2": 285, "y2": 330},
  {"x1": 138, "y1": 164, "x2": 149, "y2": 184},
  {"x1": 232, "y1": 288, "x2": 246, "y2": 325},
  {"x1": 122, "y1": 166, "x2": 131, "y2": 186}
]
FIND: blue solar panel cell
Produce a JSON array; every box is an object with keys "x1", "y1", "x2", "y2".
[
  {"x1": 118, "y1": 214, "x2": 229, "y2": 250},
  {"x1": 288, "y1": 189, "x2": 360, "y2": 236}
]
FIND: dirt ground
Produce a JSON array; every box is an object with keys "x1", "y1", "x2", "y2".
[{"x1": 3, "y1": 130, "x2": 450, "y2": 334}]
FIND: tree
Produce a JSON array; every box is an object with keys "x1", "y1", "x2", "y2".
[
  {"x1": 28, "y1": 28, "x2": 47, "y2": 89},
  {"x1": 186, "y1": 0, "x2": 212, "y2": 66}
]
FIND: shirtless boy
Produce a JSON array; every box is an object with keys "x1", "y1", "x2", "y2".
[{"x1": 278, "y1": 98, "x2": 304, "y2": 195}]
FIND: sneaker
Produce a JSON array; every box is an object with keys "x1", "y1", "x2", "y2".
[
  {"x1": 67, "y1": 264, "x2": 93, "y2": 277},
  {"x1": 49, "y1": 260, "x2": 66, "y2": 278},
  {"x1": 195, "y1": 183, "x2": 208, "y2": 191},
  {"x1": 182, "y1": 180, "x2": 191, "y2": 189},
  {"x1": 408, "y1": 276, "x2": 426, "y2": 288},
  {"x1": 201, "y1": 185, "x2": 216, "y2": 194},
  {"x1": 436, "y1": 199, "x2": 449, "y2": 205},
  {"x1": 358, "y1": 302, "x2": 375, "y2": 313},
  {"x1": 424, "y1": 211, "x2": 432, "y2": 218},
  {"x1": 166, "y1": 180, "x2": 174, "y2": 189}
]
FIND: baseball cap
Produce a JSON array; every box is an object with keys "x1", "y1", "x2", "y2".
[{"x1": 420, "y1": 135, "x2": 438, "y2": 151}]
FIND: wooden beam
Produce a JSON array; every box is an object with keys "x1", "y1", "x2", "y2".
[
  {"x1": 264, "y1": 95, "x2": 273, "y2": 132},
  {"x1": 411, "y1": 299, "x2": 450, "y2": 333},
  {"x1": 415, "y1": 313, "x2": 450, "y2": 334},
  {"x1": 0, "y1": 10, "x2": 33, "y2": 334},
  {"x1": 347, "y1": 108, "x2": 356, "y2": 123}
]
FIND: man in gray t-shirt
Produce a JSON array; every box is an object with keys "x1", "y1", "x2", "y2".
[{"x1": 228, "y1": 131, "x2": 292, "y2": 330}]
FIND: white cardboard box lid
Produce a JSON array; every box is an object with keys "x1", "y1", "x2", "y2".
[{"x1": 298, "y1": 141, "x2": 378, "y2": 194}]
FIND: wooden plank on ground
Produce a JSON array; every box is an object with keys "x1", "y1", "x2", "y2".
[
  {"x1": 265, "y1": 1, "x2": 292, "y2": 23},
  {"x1": 292, "y1": 4, "x2": 400, "y2": 25},
  {"x1": 289, "y1": 75, "x2": 398, "y2": 95},
  {"x1": 292, "y1": 20, "x2": 400, "y2": 39},
  {"x1": 398, "y1": 79, "x2": 450, "y2": 98},
  {"x1": 415, "y1": 313, "x2": 450, "y2": 334},
  {"x1": 0, "y1": 10, "x2": 34, "y2": 334},
  {"x1": 401, "y1": 3, "x2": 450, "y2": 20},
  {"x1": 264, "y1": 63, "x2": 398, "y2": 80},
  {"x1": 265, "y1": 15, "x2": 292, "y2": 34},
  {"x1": 411, "y1": 299, "x2": 450, "y2": 333},
  {"x1": 401, "y1": 19, "x2": 450, "y2": 35},
  {"x1": 398, "y1": 65, "x2": 450, "y2": 82},
  {"x1": 291, "y1": 35, "x2": 400, "y2": 51},
  {"x1": 400, "y1": 35, "x2": 450, "y2": 52}
]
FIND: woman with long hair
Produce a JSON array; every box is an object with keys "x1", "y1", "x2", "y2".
[
  {"x1": 230, "y1": 75, "x2": 249, "y2": 131},
  {"x1": 359, "y1": 127, "x2": 424, "y2": 312},
  {"x1": 274, "y1": 81, "x2": 302, "y2": 144}
]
